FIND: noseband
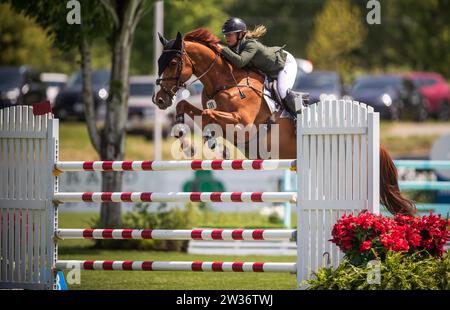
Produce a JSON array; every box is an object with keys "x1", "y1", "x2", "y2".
[
  {"x1": 156, "y1": 44, "x2": 219, "y2": 98},
  {"x1": 155, "y1": 49, "x2": 189, "y2": 97}
]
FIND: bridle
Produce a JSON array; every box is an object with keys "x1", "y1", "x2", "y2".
[
  {"x1": 155, "y1": 43, "x2": 219, "y2": 99},
  {"x1": 155, "y1": 40, "x2": 256, "y2": 103}
]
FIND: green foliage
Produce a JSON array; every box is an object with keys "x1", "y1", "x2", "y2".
[
  {"x1": 385, "y1": 0, "x2": 450, "y2": 77},
  {"x1": 131, "y1": 0, "x2": 231, "y2": 75},
  {"x1": 225, "y1": 0, "x2": 326, "y2": 59},
  {"x1": 306, "y1": 0, "x2": 367, "y2": 82},
  {"x1": 350, "y1": 0, "x2": 450, "y2": 77},
  {"x1": 306, "y1": 251, "x2": 450, "y2": 290},
  {"x1": 4, "y1": 0, "x2": 449, "y2": 78},
  {"x1": 5, "y1": 0, "x2": 111, "y2": 51},
  {"x1": 0, "y1": 3, "x2": 78, "y2": 73},
  {"x1": 268, "y1": 211, "x2": 283, "y2": 225},
  {"x1": 1, "y1": 0, "x2": 113, "y2": 73}
]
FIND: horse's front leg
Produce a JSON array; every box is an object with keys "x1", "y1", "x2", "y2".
[
  {"x1": 201, "y1": 109, "x2": 246, "y2": 158},
  {"x1": 174, "y1": 100, "x2": 203, "y2": 157},
  {"x1": 174, "y1": 100, "x2": 203, "y2": 136}
]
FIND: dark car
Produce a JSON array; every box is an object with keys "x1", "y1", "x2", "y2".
[
  {"x1": 53, "y1": 70, "x2": 110, "y2": 120},
  {"x1": 0, "y1": 66, "x2": 47, "y2": 108},
  {"x1": 406, "y1": 72, "x2": 450, "y2": 120},
  {"x1": 351, "y1": 75, "x2": 428, "y2": 121},
  {"x1": 292, "y1": 70, "x2": 345, "y2": 104}
]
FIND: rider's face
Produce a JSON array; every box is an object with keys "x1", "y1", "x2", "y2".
[{"x1": 224, "y1": 33, "x2": 239, "y2": 47}]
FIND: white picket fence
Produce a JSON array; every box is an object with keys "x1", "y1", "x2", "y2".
[{"x1": 0, "y1": 99, "x2": 379, "y2": 289}]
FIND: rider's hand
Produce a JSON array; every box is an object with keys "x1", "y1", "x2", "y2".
[{"x1": 216, "y1": 44, "x2": 224, "y2": 53}]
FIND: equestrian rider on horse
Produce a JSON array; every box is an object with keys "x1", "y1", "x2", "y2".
[{"x1": 217, "y1": 17, "x2": 299, "y2": 116}]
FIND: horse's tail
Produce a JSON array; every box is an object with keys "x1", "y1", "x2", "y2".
[{"x1": 379, "y1": 145, "x2": 418, "y2": 216}]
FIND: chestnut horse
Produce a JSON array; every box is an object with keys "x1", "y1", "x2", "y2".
[{"x1": 153, "y1": 29, "x2": 416, "y2": 216}]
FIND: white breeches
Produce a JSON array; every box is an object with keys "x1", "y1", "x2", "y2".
[{"x1": 277, "y1": 51, "x2": 298, "y2": 99}]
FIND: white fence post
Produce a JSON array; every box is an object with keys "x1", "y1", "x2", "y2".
[
  {"x1": 296, "y1": 100, "x2": 380, "y2": 288},
  {"x1": 368, "y1": 111, "x2": 380, "y2": 215},
  {"x1": 0, "y1": 105, "x2": 58, "y2": 289}
]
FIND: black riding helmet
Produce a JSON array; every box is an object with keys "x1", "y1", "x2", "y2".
[{"x1": 222, "y1": 17, "x2": 247, "y2": 34}]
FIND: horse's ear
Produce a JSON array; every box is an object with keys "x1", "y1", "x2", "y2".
[
  {"x1": 158, "y1": 32, "x2": 168, "y2": 46},
  {"x1": 173, "y1": 31, "x2": 183, "y2": 50}
]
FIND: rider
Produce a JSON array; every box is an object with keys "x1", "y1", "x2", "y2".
[{"x1": 218, "y1": 17, "x2": 299, "y2": 116}]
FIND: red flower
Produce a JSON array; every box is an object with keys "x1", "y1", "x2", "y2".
[
  {"x1": 330, "y1": 211, "x2": 450, "y2": 264},
  {"x1": 359, "y1": 240, "x2": 372, "y2": 252}
]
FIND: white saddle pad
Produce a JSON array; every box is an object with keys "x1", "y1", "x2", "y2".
[
  {"x1": 263, "y1": 78, "x2": 293, "y2": 119},
  {"x1": 263, "y1": 77, "x2": 279, "y2": 114}
]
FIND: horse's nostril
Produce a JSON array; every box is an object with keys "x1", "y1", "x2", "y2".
[{"x1": 158, "y1": 98, "x2": 165, "y2": 106}]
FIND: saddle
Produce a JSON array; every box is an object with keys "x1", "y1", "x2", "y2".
[{"x1": 268, "y1": 79, "x2": 283, "y2": 107}]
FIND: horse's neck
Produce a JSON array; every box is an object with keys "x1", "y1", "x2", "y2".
[{"x1": 185, "y1": 42, "x2": 232, "y2": 94}]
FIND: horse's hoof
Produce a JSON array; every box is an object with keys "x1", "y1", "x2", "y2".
[
  {"x1": 173, "y1": 124, "x2": 187, "y2": 138},
  {"x1": 207, "y1": 138, "x2": 217, "y2": 150},
  {"x1": 182, "y1": 146, "x2": 196, "y2": 157}
]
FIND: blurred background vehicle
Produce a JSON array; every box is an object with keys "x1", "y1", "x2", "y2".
[
  {"x1": 296, "y1": 58, "x2": 314, "y2": 75},
  {"x1": 407, "y1": 72, "x2": 450, "y2": 121},
  {"x1": 292, "y1": 70, "x2": 346, "y2": 104},
  {"x1": 53, "y1": 69, "x2": 110, "y2": 120},
  {"x1": 125, "y1": 75, "x2": 175, "y2": 138},
  {"x1": 40, "y1": 72, "x2": 67, "y2": 106},
  {"x1": 351, "y1": 74, "x2": 428, "y2": 121},
  {"x1": 0, "y1": 66, "x2": 47, "y2": 108}
]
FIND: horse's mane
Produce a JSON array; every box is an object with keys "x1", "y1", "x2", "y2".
[{"x1": 184, "y1": 28, "x2": 221, "y2": 53}]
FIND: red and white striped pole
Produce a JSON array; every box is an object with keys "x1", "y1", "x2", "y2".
[
  {"x1": 53, "y1": 192, "x2": 297, "y2": 203},
  {"x1": 55, "y1": 159, "x2": 296, "y2": 172},
  {"x1": 56, "y1": 228, "x2": 296, "y2": 241},
  {"x1": 56, "y1": 260, "x2": 297, "y2": 273}
]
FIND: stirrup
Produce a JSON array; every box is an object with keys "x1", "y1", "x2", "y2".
[{"x1": 284, "y1": 90, "x2": 309, "y2": 115}]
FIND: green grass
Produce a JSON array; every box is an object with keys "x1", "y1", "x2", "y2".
[
  {"x1": 58, "y1": 212, "x2": 297, "y2": 290},
  {"x1": 59, "y1": 251, "x2": 296, "y2": 290},
  {"x1": 59, "y1": 122, "x2": 178, "y2": 161},
  {"x1": 381, "y1": 134, "x2": 440, "y2": 158}
]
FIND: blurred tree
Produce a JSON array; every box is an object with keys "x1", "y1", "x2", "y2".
[
  {"x1": 0, "y1": 3, "x2": 77, "y2": 73},
  {"x1": 351, "y1": 0, "x2": 450, "y2": 77},
  {"x1": 224, "y1": 0, "x2": 325, "y2": 59},
  {"x1": 5, "y1": 0, "x2": 149, "y2": 227},
  {"x1": 130, "y1": 0, "x2": 231, "y2": 75},
  {"x1": 384, "y1": 0, "x2": 450, "y2": 77},
  {"x1": 306, "y1": 0, "x2": 367, "y2": 82}
]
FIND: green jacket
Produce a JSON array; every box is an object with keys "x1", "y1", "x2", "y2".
[{"x1": 221, "y1": 38, "x2": 287, "y2": 79}]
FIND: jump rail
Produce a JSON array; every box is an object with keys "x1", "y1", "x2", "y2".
[{"x1": 56, "y1": 229, "x2": 297, "y2": 241}]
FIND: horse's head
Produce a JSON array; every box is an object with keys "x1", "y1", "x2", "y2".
[{"x1": 153, "y1": 32, "x2": 194, "y2": 110}]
